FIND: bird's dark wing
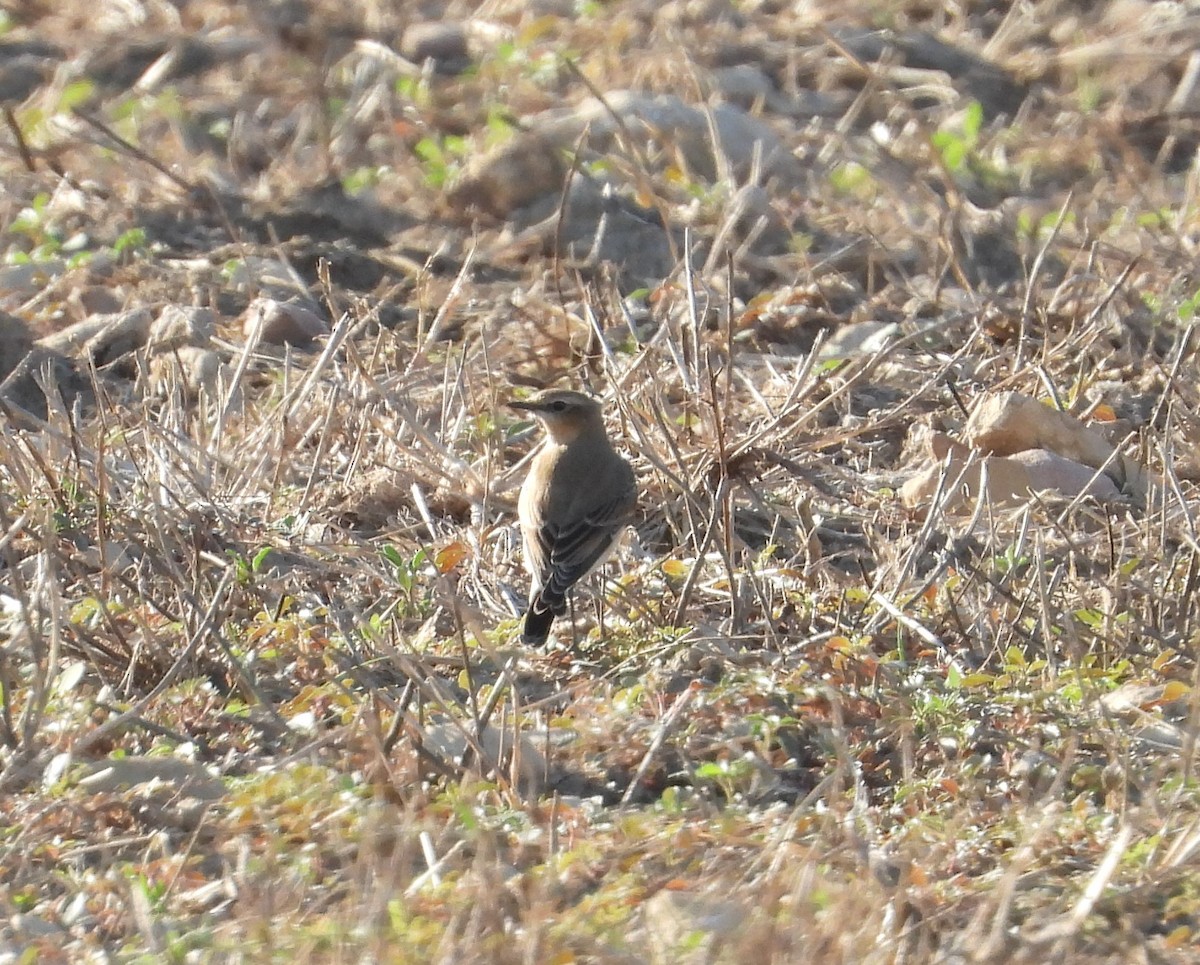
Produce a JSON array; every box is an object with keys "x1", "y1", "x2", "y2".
[
  {"x1": 521, "y1": 454, "x2": 636, "y2": 646},
  {"x1": 527, "y1": 492, "x2": 633, "y2": 621}
]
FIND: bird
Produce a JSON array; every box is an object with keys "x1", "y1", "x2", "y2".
[{"x1": 509, "y1": 389, "x2": 638, "y2": 646}]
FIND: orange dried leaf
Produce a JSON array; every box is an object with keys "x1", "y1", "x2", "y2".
[
  {"x1": 1153, "y1": 649, "x2": 1178, "y2": 673},
  {"x1": 1166, "y1": 926, "x2": 1192, "y2": 949},
  {"x1": 1161, "y1": 680, "x2": 1191, "y2": 702},
  {"x1": 661, "y1": 559, "x2": 689, "y2": 579},
  {"x1": 516, "y1": 15, "x2": 558, "y2": 45},
  {"x1": 435, "y1": 540, "x2": 469, "y2": 573}
]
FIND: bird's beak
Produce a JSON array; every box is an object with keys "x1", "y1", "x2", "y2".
[{"x1": 508, "y1": 400, "x2": 539, "y2": 412}]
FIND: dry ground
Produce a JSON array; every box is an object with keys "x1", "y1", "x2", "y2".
[{"x1": 2, "y1": 0, "x2": 1200, "y2": 962}]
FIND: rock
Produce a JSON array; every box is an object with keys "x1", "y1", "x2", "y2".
[
  {"x1": 224, "y1": 256, "x2": 309, "y2": 301},
  {"x1": 899, "y1": 432, "x2": 1124, "y2": 511},
  {"x1": 722, "y1": 182, "x2": 793, "y2": 255},
  {"x1": 0, "y1": 39, "x2": 64, "y2": 103},
  {"x1": 0, "y1": 346, "x2": 90, "y2": 423},
  {"x1": 9, "y1": 913, "x2": 65, "y2": 941},
  {"x1": 0, "y1": 259, "x2": 67, "y2": 305},
  {"x1": 400, "y1": 22, "x2": 472, "y2": 73},
  {"x1": 242, "y1": 297, "x2": 328, "y2": 347},
  {"x1": 568, "y1": 91, "x2": 803, "y2": 182},
  {"x1": 448, "y1": 132, "x2": 568, "y2": 219},
  {"x1": 0, "y1": 310, "x2": 34, "y2": 382},
  {"x1": 40, "y1": 308, "x2": 155, "y2": 368},
  {"x1": 149, "y1": 346, "x2": 236, "y2": 404},
  {"x1": 831, "y1": 28, "x2": 1027, "y2": 116},
  {"x1": 820, "y1": 320, "x2": 898, "y2": 358},
  {"x1": 640, "y1": 888, "x2": 744, "y2": 964},
  {"x1": 450, "y1": 92, "x2": 803, "y2": 218},
  {"x1": 76, "y1": 755, "x2": 226, "y2": 800},
  {"x1": 423, "y1": 720, "x2": 545, "y2": 799},
  {"x1": 506, "y1": 177, "x2": 677, "y2": 285},
  {"x1": 148, "y1": 305, "x2": 215, "y2": 351},
  {"x1": 84, "y1": 37, "x2": 218, "y2": 91},
  {"x1": 0, "y1": 56, "x2": 51, "y2": 104},
  {"x1": 66, "y1": 285, "x2": 125, "y2": 318},
  {"x1": 964, "y1": 391, "x2": 1146, "y2": 495},
  {"x1": 709, "y1": 64, "x2": 846, "y2": 118}
]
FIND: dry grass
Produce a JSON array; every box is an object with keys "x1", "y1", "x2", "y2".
[{"x1": 3, "y1": 0, "x2": 1200, "y2": 961}]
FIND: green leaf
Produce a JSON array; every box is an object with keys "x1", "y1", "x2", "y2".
[
  {"x1": 251, "y1": 546, "x2": 273, "y2": 573},
  {"x1": 413, "y1": 137, "x2": 445, "y2": 165},
  {"x1": 963, "y1": 100, "x2": 984, "y2": 141},
  {"x1": 112, "y1": 226, "x2": 147, "y2": 255},
  {"x1": 58, "y1": 79, "x2": 95, "y2": 112}
]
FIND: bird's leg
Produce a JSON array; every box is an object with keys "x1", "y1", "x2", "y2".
[
  {"x1": 594, "y1": 573, "x2": 606, "y2": 641},
  {"x1": 568, "y1": 593, "x2": 578, "y2": 649}
]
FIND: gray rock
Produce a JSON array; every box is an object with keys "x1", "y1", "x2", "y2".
[
  {"x1": 401, "y1": 22, "x2": 472, "y2": 73},
  {"x1": 0, "y1": 346, "x2": 89, "y2": 423},
  {"x1": 149, "y1": 305, "x2": 215, "y2": 350},
  {"x1": 243, "y1": 297, "x2": 328, "y2": 347},
  {"x1": 40, "y1": 308, "x2": 155, "y2": 367},
  {"x1": 0, "y1": 310, "x2": 34, "y2": 382}
]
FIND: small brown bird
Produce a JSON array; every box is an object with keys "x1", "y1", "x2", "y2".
[{"x1": 509, "y1": 389, "x2": 637, "y2": 645}]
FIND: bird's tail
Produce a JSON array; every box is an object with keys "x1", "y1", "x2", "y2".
[
  {"x1": 521, "y1": 591, "x2": 568, "y2": 645},
  {"x1": 521, "y1": 606, "x2": 554, "y2": 645}
]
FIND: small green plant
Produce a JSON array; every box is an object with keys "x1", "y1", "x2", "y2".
[
  {"x1": 1136, "y1": 207, "x2": 1174, "y2": 229},
  {"x1": 219, "y1": 257, "x2": 244, "y2": 282},
  {"x1": 1178, "y1": 287, "x2": 1200, "y2": 322},
  {"x1": 16, "y1": 79, "x2": 95, "y2": 149},
  {"x1": 828, "y1": 161, "x2": 877, "y2": 199},
  {"x1": 107, "y1": 88, "x2": 184, "y2": 146},
  {"x1": 931, "y1": 100, "x2": 984, "y2": 174},
  {"x1": 1076, "y1": 73, "x2": 1102, "y2": 113},
  {"x1": 8, "y1": 191, "x2": 51, "y2": 237},
  {"x1": 412, "y1": 135, "x2": 469, "y2": 189},
  {"x1": 6, "y1": 191, "x2": 64, "y2": 263},
  {"x1": 1017, "y1": 208, "x2": 1077, "y2": 241},
  {"x1": 992, "y1": 544, "x2": 1030, "y2": 576},
  {"x1": 491, "y1": 39, "x2": 569, "y2": 87},
  {"x1": 111, "y1": 226, "x2": 149, "y2": 260},
  {"x1": 693, "y1": 757, "x2": 758, "y2": 800},
  {"x1": 395, "y1": 74, "x2": 432, "y2": 108},
  {"x1": 382, "y1": 545, "x2": 433, "y2": 615},
  {"x1": 125, "y1": 869, "x2": 170, "y2": 912},
  {"x1": 229, "y1": 546, "x2": 274, "y2": 585},
  {"x1": 341, "y1": 165, "x2": 389, "y2": 195}
]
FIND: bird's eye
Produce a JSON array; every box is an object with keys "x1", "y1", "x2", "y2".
[{"x1": 550, "y1": 400, "x2": 567, "y2": 412}]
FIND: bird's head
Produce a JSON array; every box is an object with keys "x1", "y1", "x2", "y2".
[{"x1": 509, "y1": 389, "x2": 606, "y2": 444}]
